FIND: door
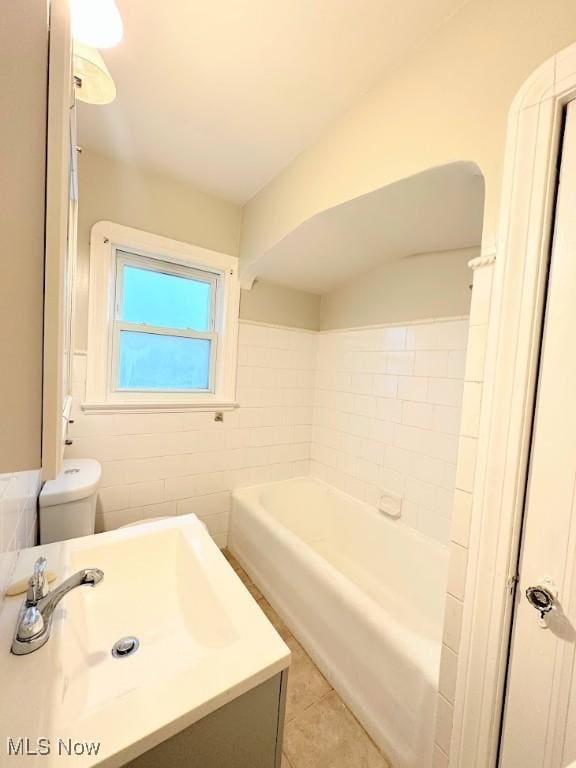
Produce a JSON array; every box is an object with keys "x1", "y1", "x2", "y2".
[{"x1": 500, "y1": 99, "x2": 576, "y2": 767}]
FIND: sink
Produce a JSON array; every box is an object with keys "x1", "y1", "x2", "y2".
[{"x1": 0, "y1": 515, "x2": 290, "y2": 767}]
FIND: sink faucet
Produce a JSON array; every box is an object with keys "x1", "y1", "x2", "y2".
[{"x1": 11, "y1": 557, "x2": 104, "y2": 656}]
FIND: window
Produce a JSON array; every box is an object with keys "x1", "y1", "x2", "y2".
[
  {"x1": 85, "y1": 222, "x2": 239, "y2": 412},
  {"x1": 114, "y1": 254, "x2": 216, "y2": 392}
]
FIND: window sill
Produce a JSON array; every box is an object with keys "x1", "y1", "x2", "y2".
[{"x1": 81, "y1": 400, "x2": 239, "y2": 415}]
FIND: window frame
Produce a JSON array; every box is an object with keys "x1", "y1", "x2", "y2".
[{"x1": 85, "y1": 221, "x2": 240, "y2": 413}]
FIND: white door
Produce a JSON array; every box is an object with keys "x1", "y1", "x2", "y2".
[{"x1": 500, "y1": 99, "x2": 576, "y2": 767}]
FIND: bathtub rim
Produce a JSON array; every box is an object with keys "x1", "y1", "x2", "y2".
[
  {"x1": 231, "y1": 475, "x2": 445, "y2": 688},
  {"x1": 234, "y1": 474, "x2": 451, "y2": 557}
]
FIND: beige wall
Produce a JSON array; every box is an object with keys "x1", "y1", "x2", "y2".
[
  {"x1": 76, "y1": 149, "x2": 322, "y2": 343},
  {"x1": 240, "y1": 0, "x2": 576, "y2": 272},
  {"x1": 320, "y1": 248, "x2": 476, "y2": 330},
  {"x1": 240, "y1": 280, "x2": 320, "y2": 330},
  {"x1": 0, "y1": 0, "x2": 48, "y2": 471},
  {"x1": 78, "y1": 0, "x2": 576, "y2": 338},
  {"x1": 75, "y1": 149, "x2": 243, "y2": 348}
]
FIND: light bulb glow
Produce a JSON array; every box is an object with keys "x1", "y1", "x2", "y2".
[{"x1": 70, "y1": 0, "x2": 124, "y2": 49}]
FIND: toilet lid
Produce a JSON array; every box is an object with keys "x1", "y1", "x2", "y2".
[{"x1": 39, "y1": 459, "x2": 101, "y2": 507}]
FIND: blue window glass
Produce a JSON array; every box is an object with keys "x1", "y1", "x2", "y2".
[
  {"x1": 120, "y1": 263, "x2": 212, "y2": 331},
  {"x1": 118, "y1": 331, "x2": 211, "y2": 390}
]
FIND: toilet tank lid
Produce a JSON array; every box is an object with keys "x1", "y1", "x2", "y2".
[{"x1": 40, "y1": 459, "x2": 102, "y2": 508}]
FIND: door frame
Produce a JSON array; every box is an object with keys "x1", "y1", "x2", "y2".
[{"x1": 451, "y1": 43, "x2": 576, "y2": 767}]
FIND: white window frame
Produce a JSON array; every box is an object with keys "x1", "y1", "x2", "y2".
[{"x1": 84, "y1": 221, "x2": 240, "y2": 413}]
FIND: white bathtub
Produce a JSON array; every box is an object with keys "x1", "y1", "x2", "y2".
[{"x1": 229, "y1": 477, "x2": 449, "y2": 768}]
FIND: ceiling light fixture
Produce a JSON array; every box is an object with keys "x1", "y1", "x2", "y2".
[
  {"x1": 73, "y1": 41, "x2": 116, "y2": 104},
  {"x1": 70, "y1": 0, "x2": 124, "y2": 49}
]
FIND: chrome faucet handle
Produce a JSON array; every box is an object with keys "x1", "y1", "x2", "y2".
[
  {"x1": 17, "y1": 605, "x2": 45, "y2": 641},
  {"x1": 26, "y1": 557, "x2": 48, "y2": 604}
]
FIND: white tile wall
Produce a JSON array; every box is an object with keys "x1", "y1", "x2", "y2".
[
  {"x1": 67, "y1": 317, "x2": 468, "y2": 550},
  {"x1": 311, "y1": 318, "x2": 468, "y2": 545},
  {"x1": 0, "y1": 470, "x2": 41, "y2": 554},
  {"x1": 433, "y1": 745, "x2": 450, "y2": 768},
  {"x1": 433, "y1": 258, "x2": 495, "y2": 764},
  {"x1": 67, "y1": 322, "x2": 317, "y2": 547},
  {"x1": 435, "y1": 694, "x2": 454, "y2": 755}
]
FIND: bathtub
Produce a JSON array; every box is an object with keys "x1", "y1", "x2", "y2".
[{"x1": 229, "y1": 477, "x2": 449, "y2": 768}]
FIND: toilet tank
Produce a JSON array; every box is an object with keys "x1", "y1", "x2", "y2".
[{"x1": 39, "y1": 459, "x2": 102, "y2": 544}]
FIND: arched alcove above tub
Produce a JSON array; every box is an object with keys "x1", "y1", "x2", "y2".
[{"x1": 241, "y1": 161, "x2": 485, "y2": 295}]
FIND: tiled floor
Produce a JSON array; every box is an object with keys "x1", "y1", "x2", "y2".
[{"x1": 223, "y1": 550, "x2": 391, "y2": 768}]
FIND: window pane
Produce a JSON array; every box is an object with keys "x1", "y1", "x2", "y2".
[
  {"x1": 120, "y1": 263, "x2": 212, "y2": 331},
  {"x1": 118, "y1": 331, "x2": 211, "y2": 390}
]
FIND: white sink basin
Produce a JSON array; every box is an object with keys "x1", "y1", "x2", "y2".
[{"x1": 0, "y1": 515, "x2": 290, "y2": 767}]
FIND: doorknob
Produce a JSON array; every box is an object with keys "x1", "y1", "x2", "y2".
[{"x1": 526, "y1": 578, "x2": 558, "y2": 626}]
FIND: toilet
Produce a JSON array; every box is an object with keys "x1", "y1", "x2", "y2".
[{"x1": 39, "y1": 459, "x2": 102, "y2": 544}]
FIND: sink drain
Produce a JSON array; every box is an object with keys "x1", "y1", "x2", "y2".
[{"x1": 111, "y1": 636, "x2": 139, "y2": 658}]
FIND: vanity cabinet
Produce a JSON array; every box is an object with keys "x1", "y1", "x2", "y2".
[{"x1": 124, "y1": 671, "x2": 288, "y2": 768}]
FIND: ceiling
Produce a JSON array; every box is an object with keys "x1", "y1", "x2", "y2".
[
  {"x1": 78, "y1": 0, "x2": 470, "y2": 204},
  {"x1": 249, "y1": 162, "x2": 484, "y2": 294}
]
